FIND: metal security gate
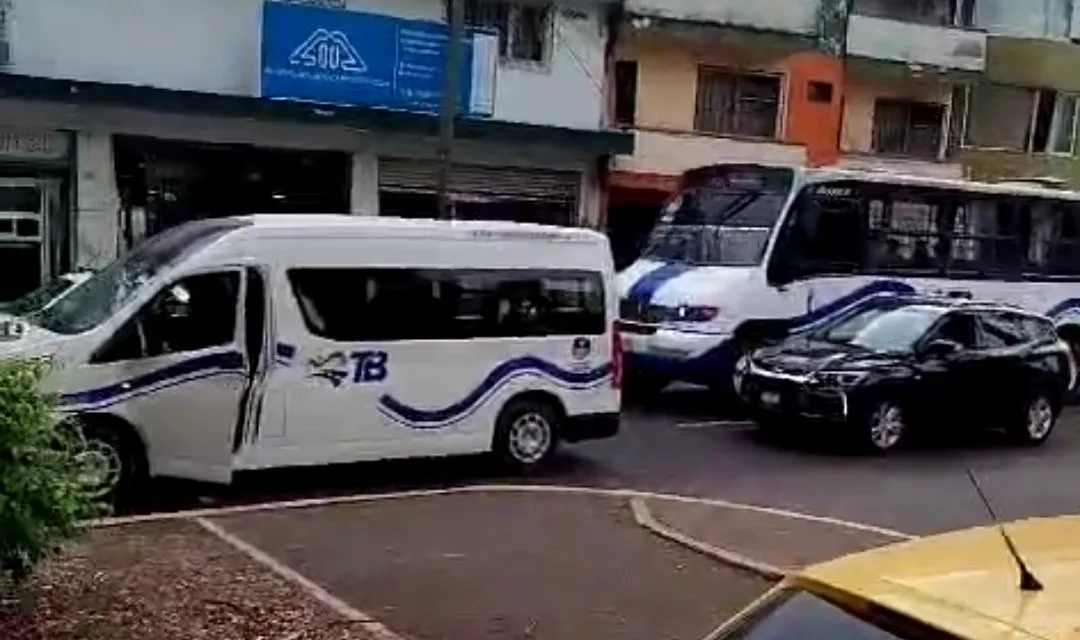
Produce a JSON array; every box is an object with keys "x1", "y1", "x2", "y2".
[{"x1": 377, "y1": 157, "x2": 581, "y2": 224}]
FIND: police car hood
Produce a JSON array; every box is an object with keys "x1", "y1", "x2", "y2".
[
  {"x1": 617, "y1": 260, "x2": 758, "y2": 308},
  {"x1": 0, "y1": 320, "x2": 73, "y2": 359}
]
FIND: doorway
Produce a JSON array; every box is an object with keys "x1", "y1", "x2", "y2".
[{"x1": 0, "y1": 177, "x2": 65, "y2": 302}]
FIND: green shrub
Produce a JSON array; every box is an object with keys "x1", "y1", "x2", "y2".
[{"x1": 0, "y1": 357, "x2": 100, "y2": 586}]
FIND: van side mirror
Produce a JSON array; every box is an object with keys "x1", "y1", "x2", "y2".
[
  {"x1": 156, "y1": 284, "x2": 192, "y2": 319},
  {"x1": 923, "y1": 338, "x2": 961, "y2": 358}
]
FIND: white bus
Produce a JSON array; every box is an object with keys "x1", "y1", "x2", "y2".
[
  {"x1": 617, "y1": 164, "x2": 1080, "y2": 393},
  {"x1": 1, "y1": 215, "x2": 621, "y2": 499}
]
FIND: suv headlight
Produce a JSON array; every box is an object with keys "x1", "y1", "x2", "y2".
[
  {"x1": 734, "y1": 355, "x2": 750, "y2": 373},
  {"x1": 813, "y1": 370, "x2": 867, "y2": 388}
]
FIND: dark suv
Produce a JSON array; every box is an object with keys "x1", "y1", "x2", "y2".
[{"x1": 734, "y1": 297, "x2": 1074, "y2": 452}]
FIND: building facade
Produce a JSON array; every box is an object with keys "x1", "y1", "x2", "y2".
[
  {"x1": 603, "y1": 0, "x2": 1080, "y2": 268},
  {"x1": 0, "y1": 0, "x2": 631, "y2": 300},
  {"x1": 605, "y1": 0, "x2": 844, "y2": 266}
]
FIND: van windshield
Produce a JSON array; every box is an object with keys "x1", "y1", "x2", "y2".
[
  {"x1": 641, "y1": 165, "x2": 792, "y2": 266},
  {"x1": 32, "y1": 218, "x2": 249, "y2": 335}
]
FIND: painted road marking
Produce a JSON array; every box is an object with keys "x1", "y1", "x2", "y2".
[
  {"x1": 196, "y1": 516, "x2": 406, "y2": 640},
  {"x1": 94, "y1": 484, "x2": 916, "y2": 540},
  {"x1": 675, "y1": 420, "x2": 755, "y2": 429}
]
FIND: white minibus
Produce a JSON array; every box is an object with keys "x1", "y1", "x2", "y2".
[
  {"x1": 1, "y1": 215, "x2": 621, "y2": 498},
  {"x1": 617, "y1": 163, "x2": 1080, "y2": 393}
]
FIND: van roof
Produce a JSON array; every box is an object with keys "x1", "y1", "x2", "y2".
[
  {"x1": 230, "y1": 214, "x2": 608, "y2": 243},
  {"x1": 801, "y1": 166, "x2": 1080, "y2": 201},
  {"x1": 798, "y1": 514, "x2": 1080, "y2": 640}
]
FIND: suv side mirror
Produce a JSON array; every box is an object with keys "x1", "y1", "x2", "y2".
[{"x1": 924, "y1": 338, "x2": 962, "y2": 358}]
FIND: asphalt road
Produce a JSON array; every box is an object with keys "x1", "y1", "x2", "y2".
[
  {"x1": 209, "y1": 492, "x2": 771, "y2": 640},
  {"x1": 577, "y1": 388, "x2": 1080, "y2": 535},
  {"x1": 133, "y1": 387, "x2": 1080, "y2": 536}
]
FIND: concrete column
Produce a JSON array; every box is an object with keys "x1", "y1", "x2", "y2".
[
  {"x1": 349, "y1": 150, "x2": 379, "y2": 215},
  {"x1": 578, "y1": 166, "x2": 602, "y2": 228},
  {"x1": 74, "y1": 130, "x2": 120, "y2": 269}
]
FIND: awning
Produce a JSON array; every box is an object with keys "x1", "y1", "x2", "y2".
[{"x1": 0, "y1": 72, "x2": 635, "y2": 156}]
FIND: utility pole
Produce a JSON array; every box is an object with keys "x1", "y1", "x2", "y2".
[{"x1": 435, "y1": 0, "x2": 465, "y2": 220}]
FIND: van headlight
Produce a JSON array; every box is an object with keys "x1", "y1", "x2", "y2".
[
  {"x1": 674, "y1": 305, "x2": 719, "y2": 323},
  {"x1": 812, "y1": 370, "x2": 867, "y2": 388}
]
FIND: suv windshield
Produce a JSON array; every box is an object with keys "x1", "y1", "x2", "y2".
[
  {"x1": 641, "y1": 166, "x2": 792, "y2": 266},
  {"x1": 719, "y1": 589, "x2": 958, "y2": 640},
  {"x1": 31, "y1": 218, "x2": 249, "y2": 335},
  {"x1": 817, "y1": 302, "x2": 946, "y2": 354},
  {"x1": 0, "y1": 276, "x2": 79, "y2": 316}
]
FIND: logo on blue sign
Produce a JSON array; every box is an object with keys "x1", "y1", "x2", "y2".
[{"x1": 288, "y1": 28, "x2": 367, "y2": 73}]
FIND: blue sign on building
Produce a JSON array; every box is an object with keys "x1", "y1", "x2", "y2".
[{"x1": 260, "y1": 1, "x2": 497, "y2": 117}]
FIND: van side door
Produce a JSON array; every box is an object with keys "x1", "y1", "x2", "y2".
[{"x1": 75, "y1": 268, "x2": 251, "y2": 483}]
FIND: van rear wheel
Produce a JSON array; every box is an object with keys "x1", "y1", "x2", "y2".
[{"x1": 493, "y1": 398, "x2": 560, "y2": 471}]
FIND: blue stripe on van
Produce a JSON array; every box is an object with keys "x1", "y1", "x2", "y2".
[
  {"x1": 788, "y1": 280, "x2": 918, "y2": 334},
  {"x1": 626, "y1": 263, "x2": 693, "y2": 305},
  {"x1": 59, "y1": 351, "x2": 246, "y2": 410},
  {"x1": 1046, "y1": 299, "x2": 1080, "y2": 319},
  {"x1": 377, "y1": 356, "x2": 612, "y2": 430}
]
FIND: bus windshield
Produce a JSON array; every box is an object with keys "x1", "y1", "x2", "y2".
[
  {"x1": 642, "y1": 165, "x2": 793, "y2": 266},
  {"x1": 31, "y1": 218, "x2": 250, "y2": 335}
]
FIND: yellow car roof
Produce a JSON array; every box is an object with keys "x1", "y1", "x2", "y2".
[{"x1": 797, "y1": 515, "x2": 1080, "y2": 640}]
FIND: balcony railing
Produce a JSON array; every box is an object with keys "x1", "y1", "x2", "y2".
[
  {"x1": 846, "y1": 14, "x2": 986, "y2": 72},
  {"x1": 612, "y1": 128, "x2": 807, "y2": 176}
]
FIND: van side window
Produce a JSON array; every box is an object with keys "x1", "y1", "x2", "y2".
[
  {"x1": 287, "y1": 268, "x2": 605, "y2": 342},
  {"x1": 92, "y1": 271, "x2": 241, "y2": 363}
]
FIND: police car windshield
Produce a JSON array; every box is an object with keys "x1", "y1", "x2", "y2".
[
  {"x1": 819, "y1": 303, "x2": 947, "y2": 354},
  {"x1": 641, "y1": 166, "x2": 791, "y2": 266},
  {"x1": 0, "y1": 277, "x2": 79, "y2": 316},
  {"x1": 32, "y1": 219, "x2": 249, "y2": 335},
  {"x1": 718, "y1": 589, "x2": 958, "y2": 640}
]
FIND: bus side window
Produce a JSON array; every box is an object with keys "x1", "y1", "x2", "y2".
[
  {"x1": 866, "y1": 188, "x2": 948, "y2": 274},
  {"x1": 769, "y1": 183, "x2": 863, "y2": 284}
]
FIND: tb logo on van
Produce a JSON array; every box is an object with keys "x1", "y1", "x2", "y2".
[{"x1": 307, "y1": 350, "x2": 388, "y2": 387}]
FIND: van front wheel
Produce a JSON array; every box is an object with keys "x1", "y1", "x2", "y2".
[
  {"x1": 71, "y1": 418, "x2": 146, "y2": 506},
  {"x1": 493, "y1": 398, "x2": 560, "y2": 471}
]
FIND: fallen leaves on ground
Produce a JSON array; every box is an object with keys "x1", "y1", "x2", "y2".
[{"x1": 0, "y1": 519, "x2": 379, "y2": 640}]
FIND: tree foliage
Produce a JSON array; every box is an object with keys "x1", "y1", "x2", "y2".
[{"x1": 0, "y1": 357, "x2": 99, "y2": 585}]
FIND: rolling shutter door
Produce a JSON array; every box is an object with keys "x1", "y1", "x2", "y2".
[{"x1": 378, "y1": 157, "x2": 580, "y2": 201}]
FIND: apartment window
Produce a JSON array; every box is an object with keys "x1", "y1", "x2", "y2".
[
  {"x1": 871, "y1": 99, "x2": 945, "y2": 158},
  {"x1": 853, "y1": 0, "x2": 975, "y2": 27},
  {"x1": 808, "y1": 81, "x2": 834, "y2": 104},
  {"x1": 614, "y1": 60, "x2": 638, "y2": 127},
  {"x1": 1028, "y1": 90, "x2": 1080, "y2": 155},
  {"x1": 457, "y1": 0, "x2": 552, "y2": 64},
  {"x1": 694, "y1": 69, "x2": 781, "y2": 139}
]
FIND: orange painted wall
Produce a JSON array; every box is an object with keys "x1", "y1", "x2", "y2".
[{"x1": 783, "y1": 52, "x2": 844, "y2": 167}]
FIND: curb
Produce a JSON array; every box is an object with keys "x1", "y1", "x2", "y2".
[
  {"x1": 89, "y1": 483, "x2": 916, "y2": 541},
  {"x1": 628, "y1": 497, "x2": 787, "y2": 580}
]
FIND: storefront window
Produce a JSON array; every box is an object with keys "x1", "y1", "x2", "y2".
[{"x1": 114, "y1": 136, "x2": 350, "y2": 248}]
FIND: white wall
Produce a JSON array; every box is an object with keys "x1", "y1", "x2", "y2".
[
  {"x1": 8, "y1": 0, "x2": 606, "y2": 131},
  {"x1": 975, "y1": 0, "x2": 1072, "y2": 39},
  {"x1": 625, "y1": 0, "x2": 818, "y2": 35},
  {"x1": 846, "y1": 14, "x2": 987, "y2": 72}
]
